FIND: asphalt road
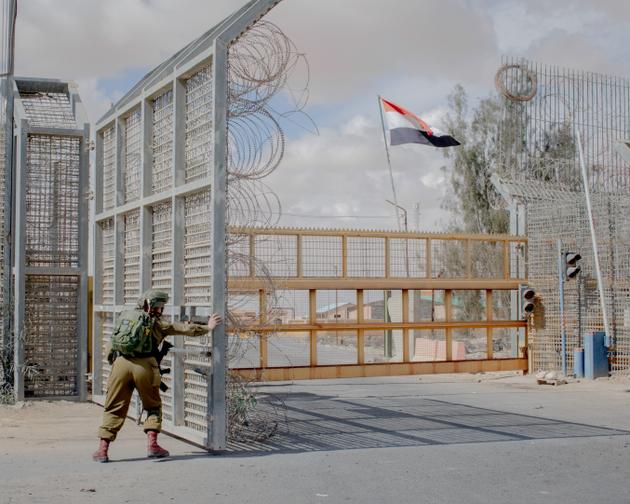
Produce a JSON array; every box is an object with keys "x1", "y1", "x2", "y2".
[{"x1": 2, "y1": 373, "x2": 630, "y2": 504}]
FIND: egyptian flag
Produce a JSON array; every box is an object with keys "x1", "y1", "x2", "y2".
[{"x1": 381, "y1": 97, "x2": 460, "y2": 148}]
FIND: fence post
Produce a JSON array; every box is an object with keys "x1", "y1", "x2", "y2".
[
  {"x1": 445, "y1": 289, "x2": 453, "y2": 361},
  {"x1": 309, "y1": 289, "x2": 317, "y2": 366}
]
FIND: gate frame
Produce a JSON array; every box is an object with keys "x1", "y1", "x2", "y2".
[
  {"x1": 12, "y1": 77, "x2": 90, "y2": 401},
  {"x1": 92, "y1": 0, "x2": 283, "y2": 451}
]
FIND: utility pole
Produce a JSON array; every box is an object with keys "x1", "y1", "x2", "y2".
[{"x1": 414, "y1": 202, "x2": 420, "y2": 231}]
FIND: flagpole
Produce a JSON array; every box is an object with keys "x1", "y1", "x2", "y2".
[{"x1": 377, "y1": 95, "x2": 401, "y2": 231}]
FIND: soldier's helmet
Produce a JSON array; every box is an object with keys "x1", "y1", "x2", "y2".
[{"x1": 138, "y1": 289, "x2": 169, "y2": 309}]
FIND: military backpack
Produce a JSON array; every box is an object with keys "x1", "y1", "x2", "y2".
[{"x1": 110, "y1": 309, "x2": 155, "y2": 356}]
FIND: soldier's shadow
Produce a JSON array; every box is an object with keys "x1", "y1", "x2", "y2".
[{"x1": 113, "y1": 452, "x2": 215, "y2": 463}]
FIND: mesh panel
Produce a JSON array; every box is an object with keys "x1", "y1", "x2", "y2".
[
  {"x1": 432, "y1": 240, "x2": 465, "y2": 278},
  {"x1": 151, "y1": 201, "x2": 172, "y2": 291},
  {"x1": 184, "y1": 190, "x2": 211, "y2": 306},
  {"x1": 25, "y1": 135, "x2": 80, "y2": 267},
  {"x1": 347, "y1": 237, "x2": 385, "y2": 277},
  {"x1": 184, "y1": 327, "x2": 212, "y2": 432},
  {"x1": 123, "y1": 109, "x2": 141, "y2": 203},
  {"x1": 268, "y1": 332, "x2": 309, "y2": 367},
  {"x1": 317, "y1": 331, "x2": 358, "y2": 365},
  {"x1": 152, "y1": 90, "x2": 173, "y2": 194},
  {"x1": 255, "y1": 234, "x2": 297, "y2": 277},
  {"x1": 227, "y1": 234, "x2": 250, "y2": 277},
  {"x1": 99, "y1": 312, "x2": 114, "y2": 387},
  {"x1": 102, "y1": 126, "x2": 116, "y2": 211},
  {"x1": 498, "y1": 57, "x2": 630, "y2": 194},
  {"x1": 100, "y1": 219, "x2": 115, "y2": 305},
  {"x1": 525, "y1": 194, "x2": 630, "y2": 373},
  {"x1": 20, "y1": 92, "x2": 76, "y2": 128},
  {"x1": 389, "y1": 238, "x2": 426, "y2": 277},
  {"x1": 302, "y1": 235, "x2": 342, "y2": 277},
  {"x1": 0, "y1": 88, "x2": 5, "y2": 353},
  {"x1": 24, "y1": 275, "x2": 79, "y2": 397},
  {"x1": 123, "y1": 210, "x2": 140, "y2": 305},
  {"x1": 471, "y1": 241, "x2": 504, "y2": 279},
  {"x1": 185, "y1": 65, "x2": 213, "y2": 183}
]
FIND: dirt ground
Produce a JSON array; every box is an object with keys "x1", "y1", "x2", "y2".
[{"x1": 2, "y1": 373, "x2": 630, "y2": 504}]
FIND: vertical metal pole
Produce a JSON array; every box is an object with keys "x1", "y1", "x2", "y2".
[
  {"x1": 13, "y1": 119, "x2": 26, "y2": 400},
  {"x1": 92, "y1": 223, "x2": 103, "y2": 395},
  {"x1": 1, "y1": 76, "x2": 13, "y2": 386},
  {"x1": 171, "y1": 77, "x2": 186, "y2": 425},
  {"x1": 1, "y1": 0, "x2": 16, "y2": 390},
  {"x1": 77, "y1": 125, "x2": 90, "y2": 401},
  {"x1": 576, "y1": 127, "x2": 612, "y2": 345},
  {"x1": 557, "y1": 239, "x2": 567, "y2": 376},
  {"x1": 209, "y1": 37, "x2": 228, "y2": 451},
  {"x1": 377, "y1": 96, "x2": 401, "y2": 231}
]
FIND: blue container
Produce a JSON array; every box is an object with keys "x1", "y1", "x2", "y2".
[
  {"x1": 573, "y1": 347, "x2": 584, "y2": 378},
  {"x1": 584, "y1": 332, "x2": 608, "y2": 379}
]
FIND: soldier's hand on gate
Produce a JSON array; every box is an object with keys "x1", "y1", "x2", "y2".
[{"x1": 208, "y1": 314, "x2": 222, "y2": 330}]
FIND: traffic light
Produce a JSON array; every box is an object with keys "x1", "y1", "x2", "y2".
[
  {"x1": 564, "y1": 252, "x2": 582, "y2": 280},
  {"x1": 520, "y1": 285, "x2": 536, "y2": 317}
]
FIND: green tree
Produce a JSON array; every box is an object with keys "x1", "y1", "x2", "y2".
[
  {"x1": 440, "y1": 85, "x2": 511, "y2": 322},
  {"x1": 441, "y1": 84, "x2": 509, "y2": 235}
]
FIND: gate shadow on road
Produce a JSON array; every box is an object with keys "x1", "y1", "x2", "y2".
[{"x1": 224, "y1": 392, "x2": 630, "y2": 455}]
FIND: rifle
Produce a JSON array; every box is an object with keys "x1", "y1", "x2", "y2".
[{"x1": 155, "y1": 340, "x2": 173, "y2": 393}]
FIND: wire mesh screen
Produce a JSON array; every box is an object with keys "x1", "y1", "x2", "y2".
[
  {"x1": 184, "y1": 190, "x2": 211, "y2": 306},
  {"x1": 0, "y1": 143, "x2": 3, "y2": 346},
  {"x1": 389, "y1": 238, "x2": 426, "y2": 277},
  {"x1": 495, "y1": 58, "x2": 630, "y2": 374},
  {"x1": 98, "y1": 312, "x2": 114, "y2": 385},
  {"x1": 123, "y1": 109, "x2": 141, "y2": 204},
  {"x1": 509, "y1": 242, "x2": 527, "y2": 279},
  {"x1": 152, "y1": 90, "x2": 173, "y2": 194},
  {"x1": 227, "y1": 230, "x2": 524, "y2": 282},
  {"x1": 347, "y1": 237, "x2": 385, "y2": 277},
  {"x1": 102, "y1": 126, "x2": 116, "y2": 211},
  {"x1": 431, "y1": 240, "x2": 465, "y2": 278},
  {"x1": 526, "y1": 193, "x2": 630, "y2": 373},
  {"x1": 25, "y1": 135, "x2": 80, "y2": 267},
  {"x1": 123, "y1": 210, "x2": 140, "y2": 305},
  {"x1": 183, "y1": 329, "x2": 212, "y2": 432},
  {"x1": 470, "y1": 241, "x2": 504, "y2": 279},
  {"x1": 151, "y1": 201, "x2": 172, "y2": 291},
  {"x1": 497, "y1": 57, "x2": 630, "y2": 194},
  {"x1": 302, "y1": 235, "x2": 342, "y2": 277},
  {"x1": 20, "y1": 92, "x2": 76, "y2": 128},
  {"x1": 23, "y1": 275, "x2": 79, "y2": 397},
  {"x1": 227, "y1": 234, "x2": 250, "y2": 277},
  {"x1": 0, "y1": 15, "x2": 10, "y2": 346},
  {"x1": 255, "y1": 234, "x2": 296, "y2": 277},
  {"x1": 185, "y1": 65, "x2": 213, "y2": 183},
  {"x1": 100, "y1": 219, "x2": 114, "y2": 305}
]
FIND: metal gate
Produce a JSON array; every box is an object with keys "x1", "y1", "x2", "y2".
[
  {"x1": 92, "y1": 0, "x2": 283, "y2": 450},
  {"x1": 12, "y1": 78, "x2": 90, "y2": 399}
]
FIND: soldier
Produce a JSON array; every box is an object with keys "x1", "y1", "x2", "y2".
[{"x1": 92, "y1": 289, "x2": 222, "y2": 462}]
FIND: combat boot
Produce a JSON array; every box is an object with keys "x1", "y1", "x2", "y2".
[
  {"x1": 92, "y1": 438, "x2": 110, "y2": 463},
  {"x1": 147, "y1": 431, "x2": 170, "y2": 458}
]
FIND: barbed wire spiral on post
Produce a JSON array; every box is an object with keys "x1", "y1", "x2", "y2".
[
  {"x1": 225, "y1": 20, "x2": 312, "y2": 442},
  {"x1": 495, "y1": 63, "x2": 538, "y2": 102}
]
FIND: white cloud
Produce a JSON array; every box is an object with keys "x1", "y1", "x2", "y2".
[
  {"x1": 11, "y1": 0, "x2": 630, "y2": 233},
  {"x1": 266, "y1": 113, "x2": 450, "y2": 231}
]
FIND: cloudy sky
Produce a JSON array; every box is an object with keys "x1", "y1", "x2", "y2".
[{"x1": 13, "y1": 0, "x2": 630, "y2": 231}]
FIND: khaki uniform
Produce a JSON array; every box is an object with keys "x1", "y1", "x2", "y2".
[{"x1": 98, "y1": 320, "x2": 209, "y2": 441}]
